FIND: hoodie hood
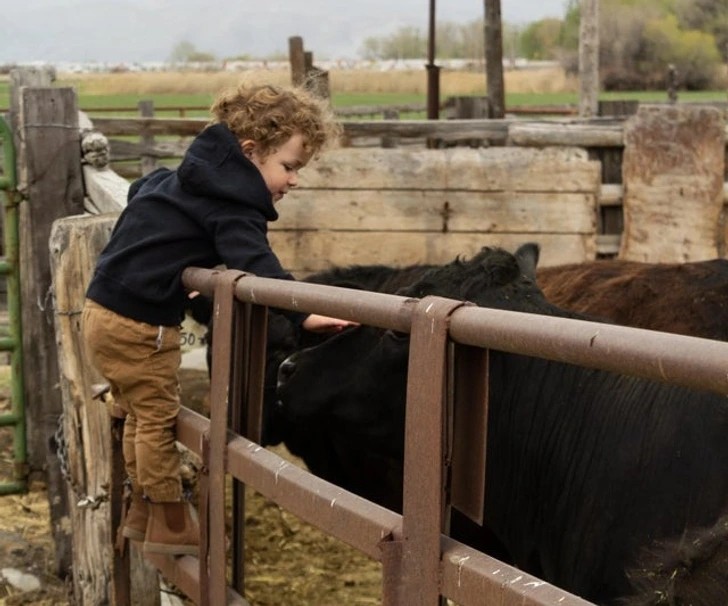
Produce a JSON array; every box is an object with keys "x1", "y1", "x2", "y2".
[{"x1": 176, "y1": 123, "x2": 278, "y2": 221}]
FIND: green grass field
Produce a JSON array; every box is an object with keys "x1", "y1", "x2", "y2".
[{"x1": 1, "y1": 78, "x2": 725, "y2": 118}]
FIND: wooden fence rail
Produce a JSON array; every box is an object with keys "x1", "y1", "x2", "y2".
[
  {"x1": 1, "y1": 101, "x2": 579, "y2": 118},
  {"x1": 84, "y1": 108, "x2": 728, "y2": 264}
]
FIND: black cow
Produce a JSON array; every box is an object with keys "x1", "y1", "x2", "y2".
[
  {"x1": 191, "y1": 261, "x2": 437, "y2": 448},
  {"x1": 275, "y1": 244, "x2": 728, "y2": 606}
]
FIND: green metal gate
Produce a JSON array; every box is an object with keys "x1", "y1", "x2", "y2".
[{"x1": 0, "y1": 115, "x2": 27, "y2": 494}]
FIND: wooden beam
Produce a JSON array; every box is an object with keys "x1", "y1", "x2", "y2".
[
  {"x1": 15, "y1": 83, "x2": 84, "y2": 578},
  {"x1": 578, "y1": 0, "x2": 600, "y2": 117},
  {"x1": 484, "y1": 0, "x2": 505, "y2": 118}
]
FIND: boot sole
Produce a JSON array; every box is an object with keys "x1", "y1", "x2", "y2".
[{"x1": 143, "y1": 541, "x2": 198, "y2": 556}]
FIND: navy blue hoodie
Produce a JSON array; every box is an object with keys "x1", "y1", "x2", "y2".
[{"x1": 86, "y1": 123, "x2": 299, "y2": 327}]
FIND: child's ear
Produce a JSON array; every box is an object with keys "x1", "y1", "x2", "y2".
[{"x1": 240, "y1": 139, "x2": 256, "y2": 158}]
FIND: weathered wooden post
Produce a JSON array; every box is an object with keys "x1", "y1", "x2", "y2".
[
  {"x1": 51, "y1": 213, "x2": 122, "y2": 603},
  {"x1": 138, "y1": 99, "x2": 158, "y2": 176},
  {"x1": 51, "y1": 211, "x2": 162, "y2": 606},
  {"x1": 288, "y1": 37, "x2": 330, "y2": 98},
  {"x1": 483, "y1": 0, "x2": 505, "y2": 119},
  {"x1": 288, "y1": 36, "x2": 306, "y2": 87},
  {"x1": 578, "y1": 0, "x2": 600, "y2": 117},
  {"x1": 619, "y1": 104, "x2": 726, "y2": 262},
  {"x1": 10, "y1": 67, "x2": 85, "y2": 577}
]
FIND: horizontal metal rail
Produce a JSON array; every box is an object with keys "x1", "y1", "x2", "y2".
[
  {"x1": 0, "y1": 115, "x2": 27, "y2": 495},
  {"x1": 184, "y1": 269, "x2": 728, "y2": 396},
  {"x1": 175, "y1": 407, "x2": 592, "y2": 606},
  {"x1": 181, "y1": 267, "x2": 728, "y2": 604}
]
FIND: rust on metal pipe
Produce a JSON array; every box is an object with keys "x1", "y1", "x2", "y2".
[
  {"x1": 207, "y1": 269, "x2": 247, "y2": 604},
  {"x1": 176, "y1": 409, "x2": 590, "y2": 605},
  {"x1": 447, "y1": 306, "x2": 728, "y2": 395},
  {"x1": 397, "y1": 296, "x2": 468, "y2": 604}
]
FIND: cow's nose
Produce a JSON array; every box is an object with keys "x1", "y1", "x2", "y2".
[{"x1": 278, "y1": 358, "x2": 296, "y2": 384}]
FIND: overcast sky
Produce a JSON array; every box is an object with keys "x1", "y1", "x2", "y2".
[{"x1": 1, "y1": 0, "x2": 569, "y2": 64}]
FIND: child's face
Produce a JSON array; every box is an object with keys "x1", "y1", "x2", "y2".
[{"x1": 243, "y1": 133, "x2": 309, "y2": 204}]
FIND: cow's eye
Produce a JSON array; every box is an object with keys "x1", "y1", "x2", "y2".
[{"x1": 384, "y1": 329, "x2": 409, "y2": 341}]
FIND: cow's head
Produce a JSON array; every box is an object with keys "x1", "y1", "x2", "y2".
[
  {"x1": 262, "y1": 263, "x2": 439, "y2": 446},
  {"x1": 275, "y1": 243, "x2": 560, "y2": 456}
]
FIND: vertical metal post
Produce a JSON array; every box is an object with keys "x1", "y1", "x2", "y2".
[
  {"x1": 230, "y1": 302, "x2": 268, "y2": 594},
  {"x1": 0, "y1": 115, "x2": 26, "y2": 495},
  {"x1": 204, "y1": 269, "x2": 247, "y2": 605},
  {"x1": 396, "y1": 297, "x2": 466, "y2": 605},
  {"x1": 426, "y1": 0, "x2": 440, "y2": 119}
]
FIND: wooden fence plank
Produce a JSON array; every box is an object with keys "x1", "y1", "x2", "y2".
[
  {"x1": 51, "y1": 214, "x2": 161, "y2": 605},
  {"x1": 269, "y1": 231, "x2": 595, "y2": 275},
  {"x1": 275, "y1": 190, "x2": 595, "y2": 233},
  {"x1": 620, "y1": 104, "x2": 726, "y2": 261},
  {"x1": 295, "y1": 147, "x2": 601, "y2": 192}
]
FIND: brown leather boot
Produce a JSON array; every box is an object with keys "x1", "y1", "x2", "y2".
[
  {"x1": 121, "y1": 491, "x2": 148, "y2": 542},
  {"x1": 143, "y1": 501, "x2": 199, "y2": 556}
]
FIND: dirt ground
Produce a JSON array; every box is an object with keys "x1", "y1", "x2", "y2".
[{"x1": 0, "y1": 366, "x2": 383, "y2": 605}]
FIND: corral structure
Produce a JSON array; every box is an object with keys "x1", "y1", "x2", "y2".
[
  {"x1": 1, "y1": 66, "x2": 727, "y2": 605},
  {"x1": 88, "y1": 99, "x2": 728, "y2": 268}
]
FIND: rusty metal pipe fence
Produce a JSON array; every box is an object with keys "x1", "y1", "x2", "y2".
[{"x1": 135, "y1": 266, "x2": 728, "y2": 606}]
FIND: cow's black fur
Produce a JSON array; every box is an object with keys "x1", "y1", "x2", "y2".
[
  {"x1": 190, "y1": 261, "x2": 437, "y2": 446},
  {"x1": 276, "y1": 244, "x2": 728, "y2": 606}
]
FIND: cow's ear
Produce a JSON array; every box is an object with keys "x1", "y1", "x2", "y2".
[{"x1": 515, "y1": 242, "x2": 540, "y2": 279}]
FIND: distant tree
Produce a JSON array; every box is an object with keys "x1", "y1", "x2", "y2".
[
  {"x1": 460, "y1": 19, "x2": 487, "y2": 60},
  {"x1": 360, "y1": 37, "x2": 383, "y2": 61},
  {"x1": 674, "y1": 0, "x2": 728, "y2": 61},
  {"x1": 559, "y1": 0, "x2": 724, "y2": 89},
  {"x1": 360, "y1": 27, "x2": 425, "y2": 60},
  {"x1": 520, "y1": 18, "x2": 564, "y2": 60},
  {"x1": 169, "y1": 40, "x2": 217, "y2": 63},
  {"x1": 559, "y1": 0, "x2": 581, "y2": 51},
  {"x1": 382, "y1": 26, "x2": 427, "y2": 59},
  {"x1": 359, "y1": 20, "x2": 486, "y2": 60},
  {"x1": 643, "y1": 14, "x2": 722, "y2": 88},
  {"x1": 433, "y1": 20, "x2": 484, "y2": 59},
  {"x1": 189, "y1": 51, "x2": 217, "y2": 62},
  {"x1": 503, "y1": 24, "x2": 524, "y2": 65},
  {"x1": 354, "y1": 1, "x2": 725, "y2": 90},
  {"x1": 599, "y1": 0, "x2": 662, "y2": 88},
  {"x1": 224, "y1": 54, "x2": 255, "y2": 61},
  {"x1": 555, "y1": 0, "x2": 581, "y2": 73},
  {"x1": 169, "y1": 41, "x2": 196, "y2": 63}
]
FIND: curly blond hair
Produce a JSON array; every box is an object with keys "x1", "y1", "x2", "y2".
[{"x1": 209, "y1": 83, "x2": 342, "y2": 160}]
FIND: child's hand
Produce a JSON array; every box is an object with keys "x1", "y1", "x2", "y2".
[{"x1": 302, "y1": 314, "x2": 359, "y2": 333}]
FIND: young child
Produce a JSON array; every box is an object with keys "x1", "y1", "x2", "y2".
[{"x1": 82, "y1": 83, "x2": 354, "y2": 556}]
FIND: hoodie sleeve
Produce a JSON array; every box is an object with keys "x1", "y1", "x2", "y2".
[
  {"x1": 212, "y1": 212, "x2": 290, "y2": 279},
  {"x1": 208, "y1": 209, "x2": 309, "y2": 327}
]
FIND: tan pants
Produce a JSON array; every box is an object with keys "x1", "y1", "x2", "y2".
[{"x1": 82, "y1": 299, "x2": 183, "y2": 502}]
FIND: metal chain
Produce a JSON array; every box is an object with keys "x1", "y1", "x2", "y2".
[{"x1": 54, "y1": 414, "x2": 108, "y2": 510}]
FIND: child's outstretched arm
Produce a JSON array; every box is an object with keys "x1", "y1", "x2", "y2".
[{"x1": 302, "y1": 314, "x2": 359, "y2": 333}]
